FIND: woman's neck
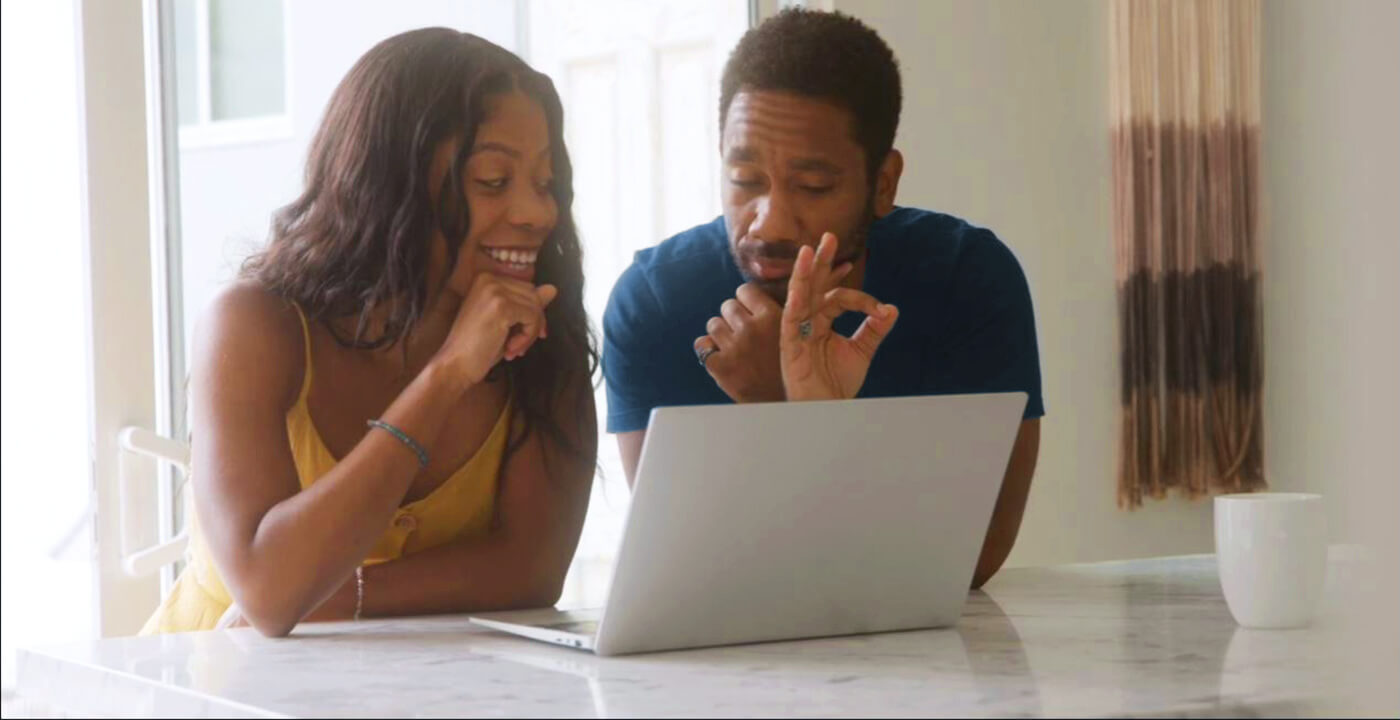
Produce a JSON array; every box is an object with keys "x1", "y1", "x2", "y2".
[
  {"x1": 404, "y1": 290, "x2": 459, "y2": 371},
  {"x1": 332, "y1": 289, "x2": 460, "y2": 379}
]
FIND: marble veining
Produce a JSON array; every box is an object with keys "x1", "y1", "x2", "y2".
[{"x1": 15, "y1": 553, "x2": 1375, "y2": 717}]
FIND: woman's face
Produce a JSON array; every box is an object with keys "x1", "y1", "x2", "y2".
[{"x1": 431, "y1": 90, "x2": 557, "y2": 294}]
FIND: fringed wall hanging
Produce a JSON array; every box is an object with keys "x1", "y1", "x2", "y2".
[{"x1": 1110, "y1": 0, "x2": 1266, "y2": 508}]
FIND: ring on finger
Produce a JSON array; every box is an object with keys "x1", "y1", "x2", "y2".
[
  {"x1": 695, "y1": 344, "x2": 719, "y2": 367},
  {"x1": 798, "y1": 319, "x2": 814, "y2": 340}
]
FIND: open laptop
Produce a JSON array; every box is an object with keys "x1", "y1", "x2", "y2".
[{"x1": 469, "y1": 391, "x2": 1027, "y2": 656}]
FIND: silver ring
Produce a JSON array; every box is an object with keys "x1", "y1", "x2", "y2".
[
  {"x1": 696, "y1": 345, "x2": 719, "y2": 367},
  {"x1": 798, "y1": 320, "x2": 813, "y2": 340}
]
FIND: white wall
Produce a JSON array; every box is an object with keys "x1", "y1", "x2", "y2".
[
  {"x1": 833, "y1": 0, "x2": 1211, "y2": 566},
  {"x1": 1263, "y1": 5, "x2": 1400, "y2": 707},
  {"x1": 1261, "y1": 0, "x2": 1400, "y2": 541},
  {"x1": 834, "y1": 0, "x2": 1400, "y2": 567}
]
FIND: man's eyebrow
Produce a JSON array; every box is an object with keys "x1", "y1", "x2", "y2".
[
  {"x1": 789, "y1": 157, "x2": 844, "y2": 174},
  {"x1": 725, "y1": 147, "x2": 844, "y2": 174},
  {"x1": 724, "y1": 146, "x2": 759, "y2": 163}
]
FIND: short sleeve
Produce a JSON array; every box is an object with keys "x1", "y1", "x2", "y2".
[
  {"x1": 602, "y1": 263, "x2": 668, "y2": 433},
  {"x1": 931, "y1": 232, "x2": 1045, "y2": 419}
]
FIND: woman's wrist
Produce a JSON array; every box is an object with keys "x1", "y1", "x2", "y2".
[
  {"x1": 420, "y1": 355, "x2": 477, "y2": 397},
  {"x1": 301, "y1": 573, "x2": 360, "y2": 623}
]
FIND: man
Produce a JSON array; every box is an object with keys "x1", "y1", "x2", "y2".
[{"x1": 602, "y1": 8, "x2": 1043, "y2": 588}]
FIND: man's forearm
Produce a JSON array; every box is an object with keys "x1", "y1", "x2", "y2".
[
  {"x1": 618, "y1": 430, "x2": 647, "y2": 489},
  {"x1": 971, "y1": 419, "x2": 1040, "y2": 589}
]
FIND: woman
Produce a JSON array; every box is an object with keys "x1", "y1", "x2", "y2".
[{"x1": 142, "y1": 28, "x2": 597, "y2": 636}]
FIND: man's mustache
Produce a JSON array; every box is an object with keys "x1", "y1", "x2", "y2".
[{"x1": 745, "y1": 243, "x2": 800, "y2": 260}]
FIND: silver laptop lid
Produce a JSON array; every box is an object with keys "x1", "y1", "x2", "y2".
[{"x1": 594, "y1": 392, "x2": 1027, "y2": 655}]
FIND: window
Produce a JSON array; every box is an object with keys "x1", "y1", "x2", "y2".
[
  {"x1": 526, "y1": 0, "x2": 751, "y2": 607},
  {"x1": 8, "y1": 2, "x2": 755, "y2": 651},
  {"x1": 172, "y1": 0, "x2": 291, "y2": 147}
]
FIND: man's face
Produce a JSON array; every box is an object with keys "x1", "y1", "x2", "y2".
[{"x1": 721, "y1": 90, "x2": 875, "y2": 302}]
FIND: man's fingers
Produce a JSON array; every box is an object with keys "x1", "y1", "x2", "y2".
[
  {"x1": 812, "y1": 288, "x2": 898, "y2": 359},
  {"x1": 692, "y1": 335, "x2": 721, "y2": 370},
  {"x1": 705, "y1": 316, "x2": 736, "y2": 351},
  {"x1": 781, "y1": 244, "x2": 816, "y2": 344},
  {"x1": 736, "y1": 283, "x2": 780, "y2": 317},
  {"x1": 829, "y1": 262, "x2": 854, "y2": 288},
  {"x1": 808, "y1": 232, "x2": 837, "y2": 299},
  {"x1": 850, "y1": 303, "x2": 899, "y2": 359},
  {"x1": 816, "y1": 287, "x2": 883, "y2": 321},
  {"x1": 720, "y1": 298, "x2": 749, "y2": 330}
]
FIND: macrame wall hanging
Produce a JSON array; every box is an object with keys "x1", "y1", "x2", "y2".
[{"x1": 1110, "y1": 0, "x2": 1265, "y2": 508}]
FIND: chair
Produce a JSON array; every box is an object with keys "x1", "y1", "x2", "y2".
[{"x1": 117, "y1": 426, "x2": 190, "y2": 578}]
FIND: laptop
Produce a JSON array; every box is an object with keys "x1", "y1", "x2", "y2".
[{"x1": 469, "y1": 391, "x2": 1027, "y2": 656}]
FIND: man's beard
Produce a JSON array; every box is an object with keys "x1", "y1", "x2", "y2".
[{"x1": 733, "y1": 194, "x2": 876, "y2": 304}]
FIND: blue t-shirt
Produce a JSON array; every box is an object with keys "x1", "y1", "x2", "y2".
[{"x1": 602, "y1": 207, "x2": 1045, "y2": 433}]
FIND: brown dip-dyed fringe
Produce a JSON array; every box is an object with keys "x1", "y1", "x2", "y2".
[{"x1": 1110, "y1": 0, "x2": 1265, "y2": 508}]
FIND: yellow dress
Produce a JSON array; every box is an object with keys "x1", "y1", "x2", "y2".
[{"x1": 141, "y1": 305, "x2": 509, "y2": 634}]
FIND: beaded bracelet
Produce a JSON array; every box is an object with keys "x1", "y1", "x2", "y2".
[
  {"x1": 353, "y1": 566, "x2": 365, "y2": 621},
  {"x1": 366, "y1": 419, "x2": 429, "y2": 468}
]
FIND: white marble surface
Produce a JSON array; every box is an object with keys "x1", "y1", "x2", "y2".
[{"x1": 15, "y1": 552, "x2": 1380, "y2": 718}]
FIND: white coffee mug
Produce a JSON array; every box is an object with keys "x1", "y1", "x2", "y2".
[{"x1": 1214, "y1": 493, "x2": 1326, "y2": 629}]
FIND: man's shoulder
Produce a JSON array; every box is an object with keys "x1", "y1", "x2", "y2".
[
  {"x1": 875, "y1": 207, "x2": 1000, "y2": 258},
  {"x1": 875, "y1": 206, "x2": 1024, "y2": 284},
  {"x1": 606, "y1": 216, "x2": 732, "y2": 325},
  {"x1": 631, "y1": 215, "x2": 729, "y2": 277}
]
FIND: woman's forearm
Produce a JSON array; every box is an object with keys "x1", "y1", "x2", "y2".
[
  {"x1": 364, "y1": 530, "x2": 569, "y2": 618},
  {"x1": 299, "y1": 437, "x2": 594, "y2": 625},
  {"x1": 234, "y1": 361, "x2": 473, "y2": 634},
  {"x1": 298, "y1": 531, "x2": 566, "y2": 624}
]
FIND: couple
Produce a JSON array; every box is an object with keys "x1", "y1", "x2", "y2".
[{"x1": 144, "y1": 9, "x2": 1043, "y2": 637}]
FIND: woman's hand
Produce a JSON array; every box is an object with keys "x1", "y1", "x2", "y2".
[{"x1": 433, "y1": 273, "x2": 557, "y2": 387}]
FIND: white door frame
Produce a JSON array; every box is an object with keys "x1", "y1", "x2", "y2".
[
  {"x1": 145, "y1": 0, "x2": 190, "y2": 595},
  {"x1": 75, "y1": 0, "x2": 164, "y2": 636}
]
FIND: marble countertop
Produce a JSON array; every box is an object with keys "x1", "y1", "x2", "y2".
[{"x1": 16, "y1": 553, "x2": 1377, "y2": 718}]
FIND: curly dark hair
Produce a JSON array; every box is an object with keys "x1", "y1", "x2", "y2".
[
  {"x1": 719, "y1": 8, "x2": 902, "y2": 178},
  {"x1": 242, "y1": 28, "x2": 596, "y2": 464}
]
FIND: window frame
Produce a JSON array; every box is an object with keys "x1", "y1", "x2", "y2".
[{"x1": 176, "y1": 0, "x2": 294, "y2": 149}]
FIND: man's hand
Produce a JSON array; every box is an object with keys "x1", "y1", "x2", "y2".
[
  {"x1": 693, "y1": 283, "x2": 786, "y2": 403},
  {"x1": 780, "y1": 233, "x2": 898, "y2": 401}
]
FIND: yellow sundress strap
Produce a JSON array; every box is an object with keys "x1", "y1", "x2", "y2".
[{"x1": 290, "y1": 302, "x2": 314, "y2": 405}]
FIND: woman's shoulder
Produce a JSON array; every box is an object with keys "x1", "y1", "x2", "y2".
[
  {"x1": 192, "y1": 281, "x2": 307, "y2": 408},
  {"x1": 202, "y1": 281, "x2": 303, "y2": 345}
]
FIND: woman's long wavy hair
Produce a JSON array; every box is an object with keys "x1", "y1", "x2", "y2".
[{"x1": 242, "y1": 28, "x2": 596, "y2": 465}]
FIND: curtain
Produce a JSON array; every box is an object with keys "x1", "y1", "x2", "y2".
[{"x1": 1110, "y1": 0, "x2": 1265, "y2": 508}]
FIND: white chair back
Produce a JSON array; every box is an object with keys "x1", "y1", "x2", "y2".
[{"x1": 117, "y1": 427, "x2": 191, "y2": 580}]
